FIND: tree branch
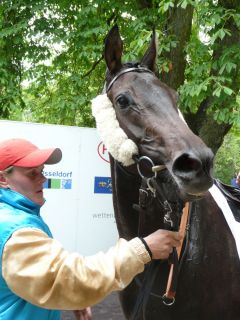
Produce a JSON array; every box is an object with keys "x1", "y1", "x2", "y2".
[{"x1": 83, "y1": 55, "x2": 104, "y2": 78}]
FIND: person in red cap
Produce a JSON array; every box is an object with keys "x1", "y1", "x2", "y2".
[{"x1": 0, "y1": 138, "x2": 181, "y2": 320}]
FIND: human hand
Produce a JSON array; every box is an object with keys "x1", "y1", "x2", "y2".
[
  {"x1": 144, "y1": 229, "x2": 182, "y2": 260},
  {"x1": 73, "y1": 307, "x2": 92, "y2": 320}
]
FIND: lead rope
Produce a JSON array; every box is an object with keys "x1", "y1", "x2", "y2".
[
  {"x1": 130, "y1": 201, "x2": 190, "y2": 320},
  {"x1": 162, "y1": 202, "x2": 189, "y2": 304}
]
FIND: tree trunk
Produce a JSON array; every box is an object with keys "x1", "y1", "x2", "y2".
[{"x1": 162, "y1": 4, "x2": 194, "y2": 90}]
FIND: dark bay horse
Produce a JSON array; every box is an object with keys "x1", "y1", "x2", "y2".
[{"x1": 98, "y1": 25, "x2": 240, "y2": 320}]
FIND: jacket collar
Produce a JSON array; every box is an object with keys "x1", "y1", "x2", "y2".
[{"x1": 0, "y1": 188, "x2": 42, "y2": 215}]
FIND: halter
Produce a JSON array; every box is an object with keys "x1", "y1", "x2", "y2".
[{"x1": 106, "y1": 66, "x2": 154, "y2": 92}]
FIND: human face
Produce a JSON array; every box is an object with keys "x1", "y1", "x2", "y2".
[{"x1": 4, "y1": 165, "x2": 46, "y2": 205}]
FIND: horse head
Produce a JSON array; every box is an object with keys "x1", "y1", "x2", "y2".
[{"x1": 97, "y1": 25, "x2": 214, "y2": 201}]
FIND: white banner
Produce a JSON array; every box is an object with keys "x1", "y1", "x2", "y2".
[{"x1": 0, "y1": 120, "x2": 118, "y2": 255}]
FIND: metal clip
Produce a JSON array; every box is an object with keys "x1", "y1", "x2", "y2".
[
  {"x1": 146, "y1": 178, "x2": 156, "y2": 197},
  {"x1": 163, "y1": 201, "x2": 174, "y2": 228},
  {"x1": 164, "y1": 215, "x2": 174, "y2": 228}
]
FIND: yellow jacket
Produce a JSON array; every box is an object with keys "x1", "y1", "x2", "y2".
[{"x1": 2, "y1": 228, "x2": 150, "y2": 310}]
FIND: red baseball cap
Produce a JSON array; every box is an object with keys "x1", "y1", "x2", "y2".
[{"x1": 0, "y1": 138, "x2": 62, "y2": 171}]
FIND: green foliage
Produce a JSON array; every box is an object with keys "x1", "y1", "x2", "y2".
[
  {"x1": 0, "y1": 0, "x2": 239, "y2": 139},
  {"x1": 179, "y1": 0, "x2": 240, "y2": 126},
  {"x1": 214, "y1": 126, "x2": 240, "y2": 183}
]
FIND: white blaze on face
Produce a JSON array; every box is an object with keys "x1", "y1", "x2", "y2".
[{"x1": 178, "y1": 109, "x2": 188, "y2": 126}]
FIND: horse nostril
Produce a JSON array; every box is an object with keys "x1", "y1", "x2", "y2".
[{"x1": 172, "y1": 153, "x2": 202, "y2": 180}]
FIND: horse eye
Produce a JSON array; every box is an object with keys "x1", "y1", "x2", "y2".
[{"x1": 116, "y1": 95, "x2": 130, "y2": 109}]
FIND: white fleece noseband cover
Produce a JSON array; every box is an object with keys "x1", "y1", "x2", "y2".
[{"x1": 91, "y1": 94, "x2": 138, "y2": 166}]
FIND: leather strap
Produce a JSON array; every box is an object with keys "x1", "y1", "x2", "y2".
[
  {"x1": 106, "y1": 66, "x2": 154, "y2": 92},
  {"x1": 177, "y1": 202, "x2": 190, "y2": 256},
  {"x1": 164, "y1": 202, "x2": 189, "y2": 302}
]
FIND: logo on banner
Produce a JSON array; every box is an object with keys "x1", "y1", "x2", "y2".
[
  {"x1": 44, "y1": 179, "x2": 72, "y2": 189},
  {"x1": 43, "y1": 171, "x2": 72, "y2": 189},
  {"x1": 94, "y1": 176, "x2": 112, "y2": 194},
  {"x1": 97, "y1": 142, "x2": 109, "y2": 163}
]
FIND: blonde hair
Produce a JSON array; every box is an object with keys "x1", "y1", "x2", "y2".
[{"x1": 4, "y1": 166, "x2": 14, "y2": 174}]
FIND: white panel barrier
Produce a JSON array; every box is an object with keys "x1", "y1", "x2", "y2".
[{"x1": 0, "y1": 120, "x2": 118, "y2": 255}]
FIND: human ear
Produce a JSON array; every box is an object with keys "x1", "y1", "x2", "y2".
[{"x1": 0, "y1": 171, "x2": 9, "y2": 188}]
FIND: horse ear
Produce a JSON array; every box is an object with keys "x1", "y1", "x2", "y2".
[
  {"x1": 104, "y1": 25, "x2": 123, "y2": 74},
  {"x1": 140, "y1": 30, "x2": 157, "y2": 73}
]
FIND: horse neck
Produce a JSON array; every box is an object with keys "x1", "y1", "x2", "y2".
[{"x1": 110, "y1": 156, "x2": 141, "y2": 239}]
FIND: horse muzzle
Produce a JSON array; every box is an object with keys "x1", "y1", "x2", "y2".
[{"x1": 171, "y1": 149, "x2": 214, "y2": 196}]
